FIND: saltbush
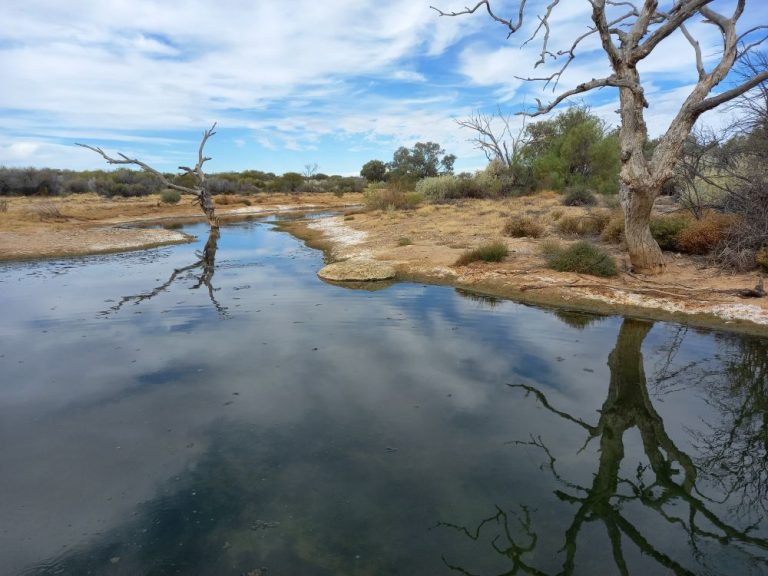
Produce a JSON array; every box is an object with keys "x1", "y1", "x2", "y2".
[
  {"x1": 562, "y1": 186, "x2": 597, "y2": 206},
  {"x1": 544, "y1": 241, "x2": 618, "y2": 277},
  {"x1": 455, "y1": 240, "x2": 509, "y2": 266},
  {"x1": 160, "y1": 190, "x2": 181, "y2": 204},
  {"x1": 503, "y1": 216, "x2": 545, "y2": 238}
]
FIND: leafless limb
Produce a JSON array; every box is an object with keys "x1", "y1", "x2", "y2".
[
  {"x1": 455, "y1": 106, "x2": 528, "y2": 169},
  {"x1": 77, "y1": 123, "x2": 219, "y2": 228}
]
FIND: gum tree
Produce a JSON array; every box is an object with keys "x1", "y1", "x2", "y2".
[
  {"x1": 434, "y1": 1, "x2": 768, "y2": 273},
  {"x1": 77, "y1": 124, "x2": 220, "y2": 229}
]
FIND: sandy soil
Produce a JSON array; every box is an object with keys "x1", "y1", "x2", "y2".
[
  {"x1": 284, "y1": 192, "x2": 768, "y2": 335},
  {"x1": 0, "y1": 192, "x2": 363, "y2": 260}
]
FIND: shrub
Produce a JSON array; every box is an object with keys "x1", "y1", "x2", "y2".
[
  {"x1": 161, "y1": 190, "x2": 181, "y2": 204},
  {"x1": 503, "y1": 216, "x2": 545, "y2": 238},
  {"x1": 756, "y1": 247, "x2": 768, "y2": 272},
  {"x1": 649, "y1": 215, "x2": 690, "y2": 250},
  {"x1": 544, "y1": 241, "x2": 618, "y2": 277},
  {"x1": 363, "y1": 188, "x2": 422, "y2": 211},
  {"x1": 455, "y1": 240, "x2": 509, "y2": 266},
  {"x1": 398, "y1": 237, "x2": 413, "y2": 246},
  {"x1": 677, "y1": 212, "x2": 734, "y2": 255},
  {"x1": 556, "y1": 211, "x2": 611, "y2": 236},
  {"x1": 562, "y1": 186, "x2": 597, "y2": 206},
  {"x1": 601, "y1": 212, "x2": 625, "y2": 243},
  {"x1": 540, "y1": 238, "x2": 563, "y2": 258},
  {"x1": 33, "y1": 202, "x2": 64, "y2": 220},
  {"x1": 550, "y1": 209, "x2": 564, "y2": 221},
  {"x1": 416, "y1": 175, "x2": 483, "y2": 202}
]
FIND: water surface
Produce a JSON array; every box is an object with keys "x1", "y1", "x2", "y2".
[{"x1": 1, "y1": 218, "x2": 767, "y2": 575}]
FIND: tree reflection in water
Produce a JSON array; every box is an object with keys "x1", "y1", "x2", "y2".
[
  {"x1": 100, "y1": 228, "x2": 228, "y2": 317},
  {"x1": 441, "y1": 319, "x2": 768, "y2": 576}
]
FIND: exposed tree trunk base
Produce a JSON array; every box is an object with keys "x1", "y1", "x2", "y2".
[{"x1": 621, "y1": 183, "x2": 666, "y2": 275}]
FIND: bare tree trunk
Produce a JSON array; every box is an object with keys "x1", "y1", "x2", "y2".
[
  {"x1": 199, "y1": 185, "x2": 218, "y2": 229},
  {"x1": 621, "y1": 182, "x2": 665, "y2": 274}
]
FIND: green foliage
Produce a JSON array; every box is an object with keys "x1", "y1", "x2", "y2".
[
  {"x1": 649, "y1": 215, "x2": 690, "y2": 250},
  {"x1": 416, "y1": 175, "x2": 483, "y2": 202},
  {"x1": 397, "y1": 237, "x2": 413, "y2": 246},
  {"x1": 360, "y1": 160, "x2": 387, "y2": 182},
  {"x1": 503, "y1": 216, "x2": 545, "y2": 238},
  {"x1": 160, "y1": 190, "x2": 181, "y2": 204},
  {"x1": 388, "y1": 142, "x2": 456, "y2": 180},
  {"x1": 562, "y1": 186, "x2": 598, "y2": 206},
  {"x1": 524, "y1": 105, "x2": 620, "y2": 192},
  {"x1": 455, "y1": 240, "x2": 509, "y2": 265},
  {"x1": 544, "y1": 241, "x2": 618, "y2": 277}
]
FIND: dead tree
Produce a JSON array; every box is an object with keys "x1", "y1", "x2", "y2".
[
  {"x1": 456, "y1": 106, "x2": 528, "y2": 171},
  {"x1": 77, "y1": 124, "x2": 219, "y2": 229},
  {"x1": 433, "y1": 1, "x2": 768, "y2": 274}
]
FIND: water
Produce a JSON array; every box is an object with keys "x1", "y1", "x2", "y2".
[{"x1": 1, "y1": 218, "x2": 766, "y2": 575}]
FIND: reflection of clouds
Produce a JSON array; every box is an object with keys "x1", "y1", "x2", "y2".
[{"x1": 0, "y1": 219, "x2": 761, "y2": 574}]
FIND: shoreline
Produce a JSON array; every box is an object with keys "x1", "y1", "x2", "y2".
[
  {"x1": 0, "y1": 193, "x2": 362, "y2": 262},
  {"x1": 2, "y1": 193, "x2": 767, "y2": 335},
  {"x1": 279, "y1": 212, "x2": 768, "y2": 337}
]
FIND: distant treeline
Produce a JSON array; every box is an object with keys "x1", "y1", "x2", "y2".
[{"x1": 0, "y1": 167, "x2": 366, "y2": 197}]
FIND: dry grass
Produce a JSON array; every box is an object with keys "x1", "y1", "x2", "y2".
[{"x1": 556, "y1": 210, "x2": 611, "y2": 237}]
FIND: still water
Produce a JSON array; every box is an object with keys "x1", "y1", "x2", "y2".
[{"x1": 1, "y1": 217, "x2": 767, "y2": 575}]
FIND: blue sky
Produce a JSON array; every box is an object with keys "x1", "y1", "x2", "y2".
[{"x1": 1, "y1": 1, "x2": 766, "y2": 175}]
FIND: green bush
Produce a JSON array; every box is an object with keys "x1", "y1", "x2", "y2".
[
  {"x1": 397, "y1": 237, "x2": 413, "y2": 246},
  {"x1": 503, "y1": 216, "x2": 545, "y2": 238},
  {"x1": 416, "y1": 175, "x2": 483, "y2": 202},
  {"x1": 160, "y1": 190, "x2": 181, "y2": 204},
  {"x1": 649, "y1": 215, "x2": 690, "y2": 250},
  {"x1": 562, "y1": 186, "x2": 597, "y2": 206},
  {"x1": 544, "y1": 241, "x2": 618, "y2": 277},
  {"x1": 455, "y1": 240, "x2": 509, "y2": 266}
]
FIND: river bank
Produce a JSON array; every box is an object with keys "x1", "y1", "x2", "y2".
[
  {"x1": 2, "y1": 191, "x2": 767, "y2": 334},
  {"x1": 279, "y1": 194, "x2": 768, "y2": 335},
  {"x1": 0, "y1": 192, "x2": 363, "y2": 260}
]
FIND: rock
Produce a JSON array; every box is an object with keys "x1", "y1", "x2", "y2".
[{"x1": 318, "y1": 259, "x2": 396, "y2": 282}]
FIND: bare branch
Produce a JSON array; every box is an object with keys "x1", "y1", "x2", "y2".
[
  {"x1": 74, "y1": 143, "x2": 198, "y2": 195},
  {"x1": 680, "y1": 23, "x2": 706, "y2": 80},
  {"x1": 695, "y1": 70, "x2": 768, "y2": 114},
  {"x1": 76, "y1": 123, "x2": 220, "y2": 228},
  {"x1": 431, "y1": 1, "x2": 528, "y2": 37}
]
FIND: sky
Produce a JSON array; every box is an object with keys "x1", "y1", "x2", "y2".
[{"x1": 1, "y1": 0, "x2": 766, "y2": 175}]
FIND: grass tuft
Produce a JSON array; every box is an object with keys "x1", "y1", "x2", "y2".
[{"x1": 455, "y1": 240, "x2": 509, "y2": 266}]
